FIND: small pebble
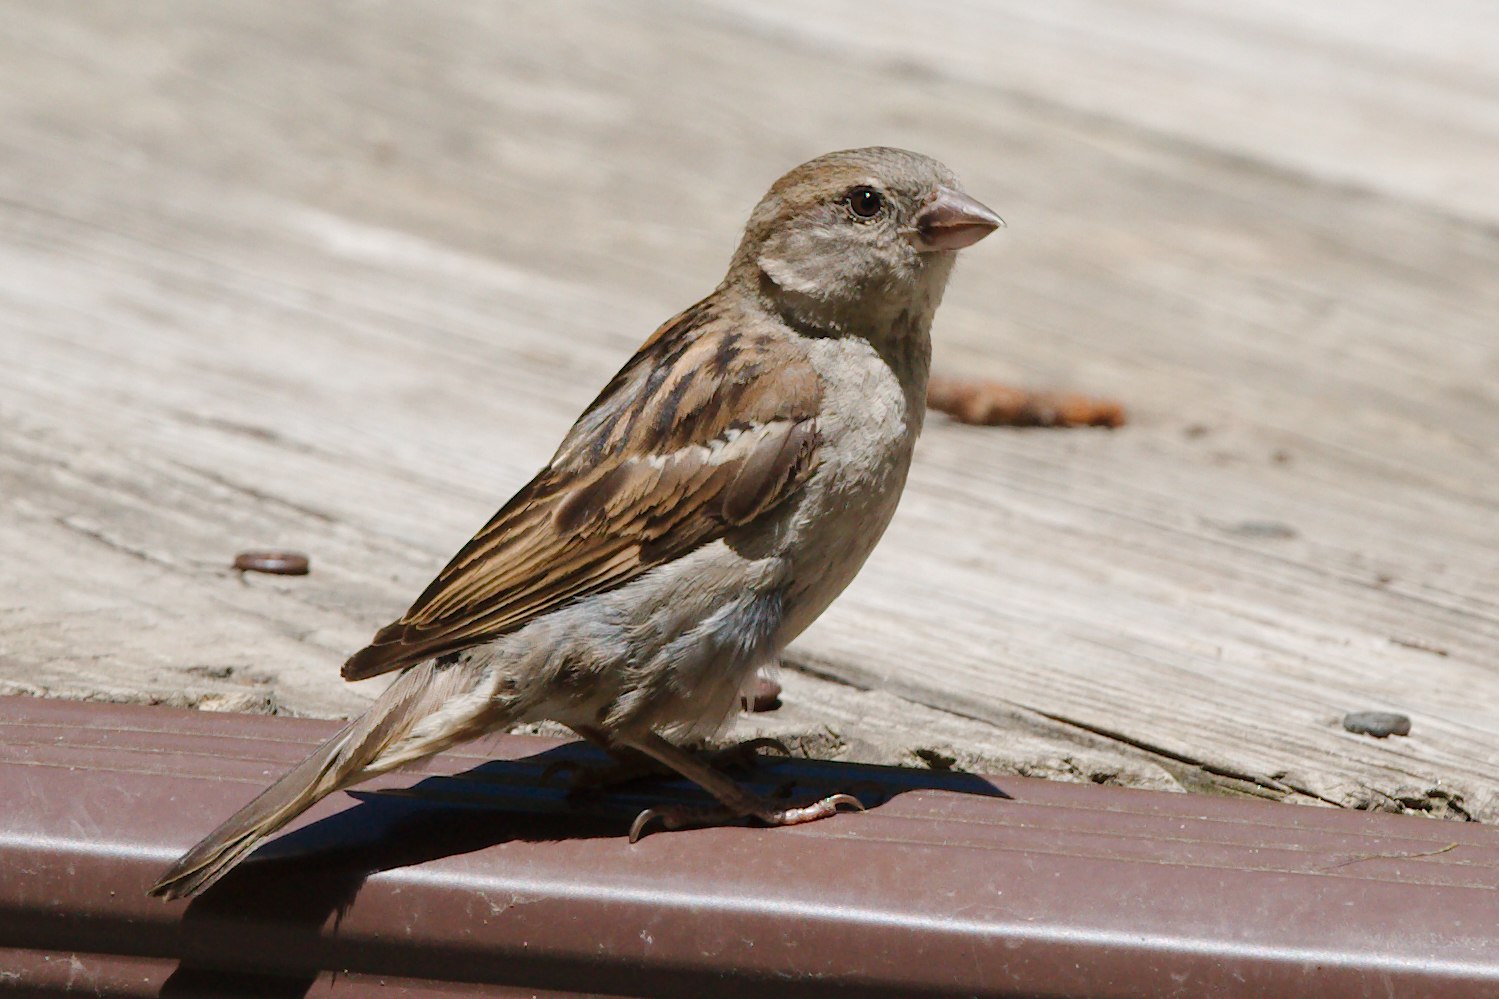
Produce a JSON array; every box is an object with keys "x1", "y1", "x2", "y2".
[
  {"x1": 233, "y1": 550, "x2": 310, "y2": 575},
  {"x1": 1342, "y1": 711, "x2": 1412, "y2": 739}
]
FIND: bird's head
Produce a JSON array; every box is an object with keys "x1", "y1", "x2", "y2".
[{"x1": 729, "y1": 147, "x2": 1002, "y2": 338}]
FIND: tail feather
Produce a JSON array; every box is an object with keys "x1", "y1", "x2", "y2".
[{"x1": 148, "y1": 659, "x2": 498, "y2": 900}]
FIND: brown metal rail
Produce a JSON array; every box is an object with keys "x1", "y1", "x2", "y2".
[{"x1": 1, "y1": 697, "x2": 1495, "y2": 997}]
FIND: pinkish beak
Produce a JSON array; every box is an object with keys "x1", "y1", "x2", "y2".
[{"x1": 907, "y1": 187, "x2": 1005, "y2": 252}]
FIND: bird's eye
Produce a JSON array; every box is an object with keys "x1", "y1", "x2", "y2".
[{"x1": 844, "y1": 186, "x2": 885, "y2": 220}]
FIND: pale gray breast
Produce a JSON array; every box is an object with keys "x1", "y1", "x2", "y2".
[{"x1": 771, "y1": 334, "x2": 926, "y2": 644}]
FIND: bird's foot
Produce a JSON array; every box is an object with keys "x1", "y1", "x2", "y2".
[{"x1": 629, "y1": 790, "x2": 863, "y2": 842}]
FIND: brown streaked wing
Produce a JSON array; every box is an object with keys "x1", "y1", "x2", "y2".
[{"x1": 341, "y1": 300, "x2": 821, "y2": 681}]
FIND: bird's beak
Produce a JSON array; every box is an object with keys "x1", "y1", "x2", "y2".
[{"x1": 907, "y1": 187, "x2": 1005, "y2": 252}]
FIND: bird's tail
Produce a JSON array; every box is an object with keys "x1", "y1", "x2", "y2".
[{"x1": 148, "y1": 657, "x2": 502, "y2": 900}]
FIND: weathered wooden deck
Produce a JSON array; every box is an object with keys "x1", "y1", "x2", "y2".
[{"x1": 2, "y1": 2, "x2": 1496, "y2": 819}]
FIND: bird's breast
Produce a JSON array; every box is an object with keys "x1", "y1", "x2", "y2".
[{"x1": 769, "y1": 334, "x2": 926, "y2": 644}]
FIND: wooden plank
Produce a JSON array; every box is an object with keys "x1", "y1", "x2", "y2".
[{"x1": 1, "y1": 2, "x2": 1495, "y2": 821}]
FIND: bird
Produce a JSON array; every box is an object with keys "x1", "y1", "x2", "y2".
[{"x1": 149, "y1": 146, "x2": 1002, "y2": 899}]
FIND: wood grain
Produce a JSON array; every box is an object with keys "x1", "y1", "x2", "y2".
[{"x1": 1, "y1": 2, "x2": 1495, "y2": 819}]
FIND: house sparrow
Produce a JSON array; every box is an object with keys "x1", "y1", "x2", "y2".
[{"x1": 150, "y1": 146, "x2": 1002, "y2": 899}]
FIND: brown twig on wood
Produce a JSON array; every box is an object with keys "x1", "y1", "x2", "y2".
[{"x1": 926, "y1": 376, "x2": 1126, "y2": 428}]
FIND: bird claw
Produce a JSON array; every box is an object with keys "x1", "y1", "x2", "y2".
[
  {"x1": 629, "y1": 807, "x2": 663, "y2": 843},
  {"x1": 843, "y1": 779, "x2": 889, "y2": 807},
  {"x1": 771, "y1": 792, "x2": 865, "y2": 824},
  {"x1": 629, "y1": 805, "x2": 722, "y2": 843},
  {"x1": 627, "y1": 790, "x2": 864, "y2": 843}
]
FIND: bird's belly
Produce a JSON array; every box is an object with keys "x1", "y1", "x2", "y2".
[{"x1": 490, "y1": 540, "x2": 789, "y2": 737}]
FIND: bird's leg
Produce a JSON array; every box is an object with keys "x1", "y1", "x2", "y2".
[
  {"x1": 613, "y1": 730, "x2": 862, "y2": 842},
  {"x1": 543, "y1": 725, "x2": 791, "y2": 791}
]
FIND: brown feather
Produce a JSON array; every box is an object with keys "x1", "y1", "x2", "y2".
[
  {"x1": 341, "y1": 296, "x2": 822, "y2": 681},
  {"x1": 148, "y1": 658, "x2": 498, "y2": 899}
]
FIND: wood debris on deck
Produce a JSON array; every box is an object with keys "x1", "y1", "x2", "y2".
[{"x1": 2, "y1": 3, "x2": 1496, "y2": 819}]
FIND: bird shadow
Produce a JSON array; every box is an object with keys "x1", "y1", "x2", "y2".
[{"x1": 159, "y1": 740, "x2": 1010, "y2": 998}]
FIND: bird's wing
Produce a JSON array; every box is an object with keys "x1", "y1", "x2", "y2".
[{"x1": 341, "y1": 300, "x2": 822, "y2": 680}]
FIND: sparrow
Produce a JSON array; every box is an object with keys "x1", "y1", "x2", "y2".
[{"x1": 150, "y1": 146, "x2": 1002, "y2": 899}]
